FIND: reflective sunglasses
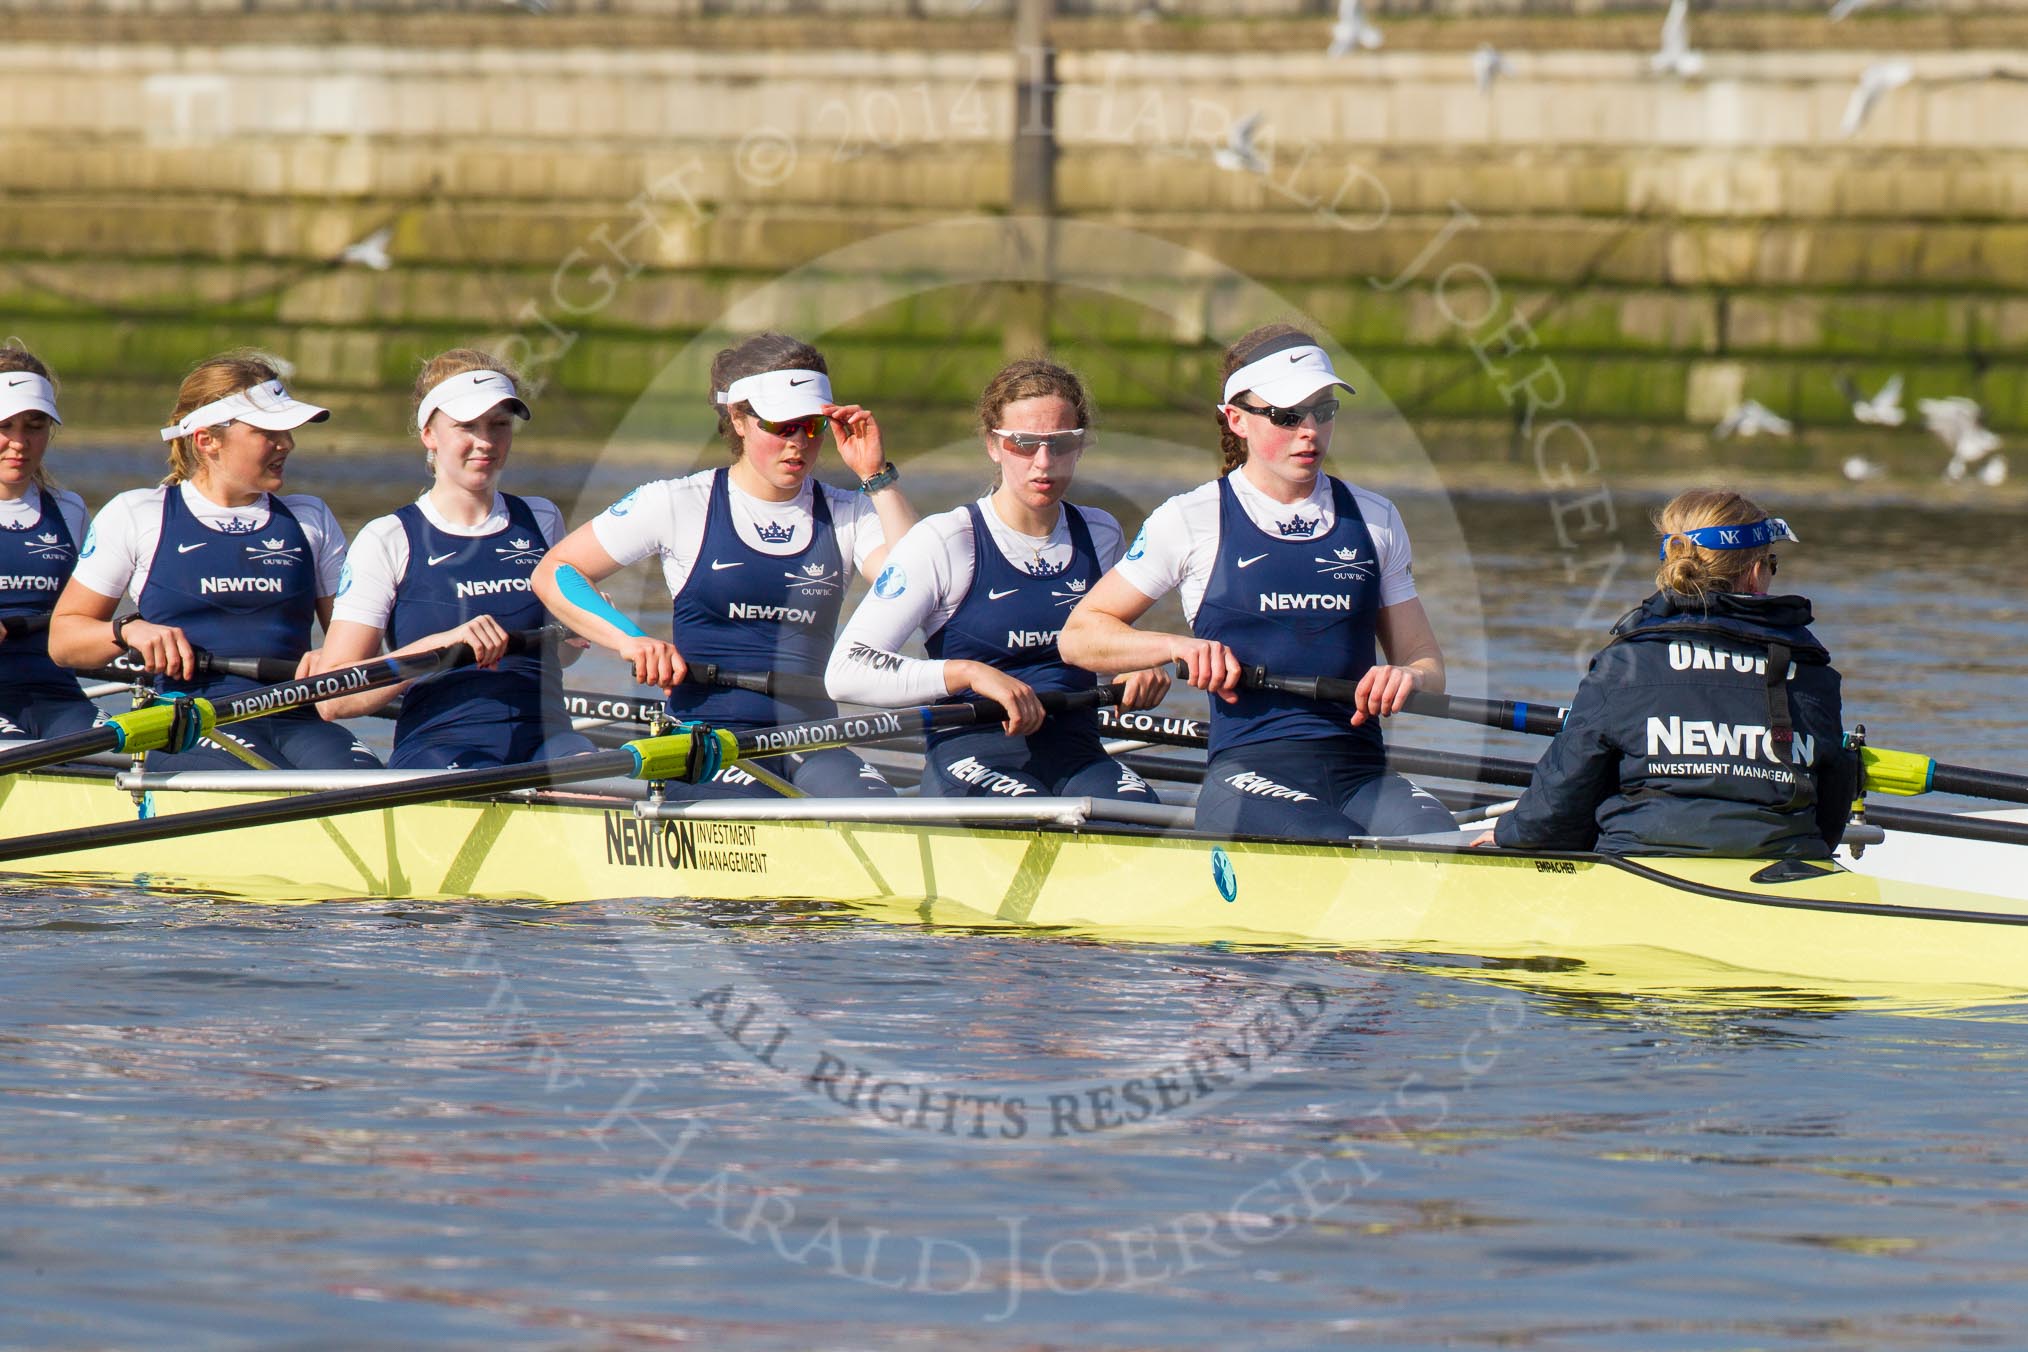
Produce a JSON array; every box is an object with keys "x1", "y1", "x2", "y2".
[
  {"x1": 754, "y1": 414, "x2": 827, "y2": 440},
  {"x1": 993, "y1": 427, "x2": 1086, "y2": 455},
  {"x1": 1229, "y1": 398, "x2": 1339, "y2": 429}
]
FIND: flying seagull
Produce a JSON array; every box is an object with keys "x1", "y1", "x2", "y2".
[
  {"x1": 1714, "y1": 400, "x2": 1794, "y2": 439},
  {"x1": 1650, "y1": 0, "x2": 1706, "y2": 79},
  {"x1": 1918, "y1": 396, "x2": 2005, "y2": 482},
  {"x1": 1841, "y1": 59, "x2": 1913, "y2": 137},
  {"x1": 1474, "y1": 44, "x2": 1509, "y2": 95},
  {"x1": 338, "y1": 226, "x2": 394, "y2": 272},
  {"x1": 1327, "y1": 0, "x2": 1383, "y2": 57},
  {"x1": 1836, "y1": 372, "x2": 1905, "y2": 426},
  {"x1": 1213, "y1": 113, "x2": 1268, "y2": 174}
]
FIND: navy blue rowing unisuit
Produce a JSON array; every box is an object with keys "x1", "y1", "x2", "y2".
[
  {"x1": 385, "y1": 493, "x2": 589, "y2": 770},
  {"x1": 921, "y1": 502, "x2": 1151, "y2": 801},
  {"x1": 667, "y1": 468, "x2": 889, "y2": 799},
  {"x1": 1195, "y1": 475, "x2": 1380, "y2": 760},
  {"x1": 0, "y1": 488, "x2": 96, "y2": 738},
  {"x1": 139, "y1": 490, "x2": 376, "y2": 770},
  {"x1": 1191, "y1": 475, "x2": 1451, "y2": 839}
]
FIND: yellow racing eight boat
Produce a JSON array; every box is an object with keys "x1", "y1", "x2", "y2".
[{"x1": 3, "y1": 761, "x2": 2027, "y2": 1007}]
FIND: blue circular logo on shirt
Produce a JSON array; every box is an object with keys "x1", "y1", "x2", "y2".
[
  {"x1": 78, "y1": 525, "x2": 96, "y2": 559},
  {"x1": 605, "y1": 488, "x2": 640, "y2": 519},
  {"x1": 336, "y1": 561, "x2": 353, "y2": 596},
  {"x1": 1124, "y1": 526, "x2": 1148, "y2": 562},
  {"x1": 1211, "y1": 846, "x2": 1238, "y2": 903},
  {"x1": 873, "y1": 564, "x2": 907, "y2": 599}
]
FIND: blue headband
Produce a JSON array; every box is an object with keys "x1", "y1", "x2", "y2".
[{"x1": 1658, "y1": 517, "x2": 1797, "y2": 560}]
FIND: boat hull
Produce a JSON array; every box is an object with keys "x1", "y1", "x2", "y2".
[{"x1": 3, "y1": 771, "x2": 2028, "y2": 1005}]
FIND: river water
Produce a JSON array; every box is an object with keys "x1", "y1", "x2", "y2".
[{"x1": 4, "y1": 448, "x2": 2027, "y2": 1347}]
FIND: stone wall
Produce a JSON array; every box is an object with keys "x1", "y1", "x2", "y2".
[{"x1": 1, "y1": 8, "x2": 2023, "y2": 450}]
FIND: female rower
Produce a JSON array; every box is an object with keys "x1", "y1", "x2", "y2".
[
  {"x1": 1482, "y1": 489, "x2": 1854, "y2": 857},
  {"x1": 533, "y1": 332, "x2": 917, "y2": 798},
  {"x1": 312, "y1": 350, "x2": 593, "y2": 769},
  {"x1": 1058, "y1": 322, "x2": 1455, "y2": 839},
  {"x1": 0, "y1": 345, "x2": 95, "y2": 739},
  {"x1": 826, "y1": 358, "x2": 1167, "y2": 800},
  {"x1": 50, "y1": 352, "x2": 378, "y2": 770}
]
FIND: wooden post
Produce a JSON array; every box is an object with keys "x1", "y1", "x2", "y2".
[{"x1": 1006, "y1": 0, "x2": 1056, "y2": 359}]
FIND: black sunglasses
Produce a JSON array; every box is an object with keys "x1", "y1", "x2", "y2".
[{"x1": 1230, "y1": 398, "x2": 1339, "y2": 429}]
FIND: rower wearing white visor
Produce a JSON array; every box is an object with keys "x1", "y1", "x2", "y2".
[
  {"x1": 312, "y1": 351, "x2": 594, "y2": 770},
  {"x1": 1060, "y1": 323, "x2": 1454, "y2": 839},
  {"x1": 50, "y1": 351, "x2": 377, "y2": 771},
  {"x1": 827, "y1": 358, "x2": 1167, "y2": 801},
  {"x1": 534, "y1": 332, "x2": 918, "y2": 798},
  {"x1": 0, "y1": 345, "x2": 96, "y2": 739}
]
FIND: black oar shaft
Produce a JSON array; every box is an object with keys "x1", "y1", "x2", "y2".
[
  {"x1": 1240, "y1": 666, "x2": 1568, "y2": 738},
  {"x1": 81, "y1": 652, "x2": 300, "y2": 686},
  {"x1": 0, "y1": 747, "x2": 643, "y2": 865},
  {"x1": 1865, "y1": 804, "x2": 2028, "y2": 848},
  {"x1": 1927, "y1": 764, "x2": 2028, "y2": 808}
]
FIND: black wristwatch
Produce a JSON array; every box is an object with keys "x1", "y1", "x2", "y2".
[
  {"x1": 859, "y1": 461, "x2": 901, "y2": 494},
  {"x1": 110, "y1": 613, "x2": 134, "y2": 649}
]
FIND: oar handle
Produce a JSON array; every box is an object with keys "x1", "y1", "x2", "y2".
[
  {"x1": 1229, "y1": 665, "x2": 1571, "y2": 737},
  {"x1": 687, "y1": 664, "x2": 832, "y2": 703},
  {"x1": 0, "y1": 612, "x2": 50, "y2": 637},
  {"x1": 83, "y1": 626, "x2": 560, "y2": 689},
  {"x1": 84, "y1": 651, "x2": 301, "y2": 685},
  {"x1": 969, "y1": 684, "x2": 1124, "y2": 725}
]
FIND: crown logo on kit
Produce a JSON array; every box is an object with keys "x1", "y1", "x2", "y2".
[
  {"x1": 510, "y1": 537, "x2": 531, "y2": 550},
  {"x1": 801, "y1": 563, "x2": 827, "y2": 577},
  {"x1": 262, "y1": 537, "x2": 285, "y2": 550},
  {"x1": 1276, "y1": 516, "x2": 1319, "y2": 538},
  {"x1": 36, "y1": 533, "x2": 58, "y2": 545},
  {"x1": 1067, "y1": 577, "x2": 1088, "y2": 593},
  {"x1": 756, "y1": 521, "x2": 795, "y2": 545},
  {"x1": 1334, "y1": 546, "x2": 1358, "y2": 561}
]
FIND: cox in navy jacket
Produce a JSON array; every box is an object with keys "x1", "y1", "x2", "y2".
[{"x1": 1494, "y1": 590, "x2": 1858, "y2": 858}]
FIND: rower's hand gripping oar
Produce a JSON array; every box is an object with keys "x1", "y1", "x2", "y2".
[
  {"x1": 0, "y1": 628, "x2": 559, "y2": 780},
  {"x1": 0, "y1": 687, "x2": 1124, "y2": 864},
  {"x1": 80, "y1": 650, "x2": 300, "y2": 686},
  {"x1": 1234, "y1": 665, "x2": 2028, "y2": 809}
]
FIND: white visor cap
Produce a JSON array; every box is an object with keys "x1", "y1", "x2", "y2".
[
  {"x1": 0, "y1": 373, "x2": 61, "y2": 425},
  {"x1": 1221, "y1": 342, "x2": 1355, "y2": 409},
  {"x1": 417, "y1": 368, "x2": 532, "y2": 431},
  {"x1": 715, "y1": 369, "x2": 833, "y2": 422},
  {"x1": 160, "y1": 379, "x2": 330, "y2": 443}
]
